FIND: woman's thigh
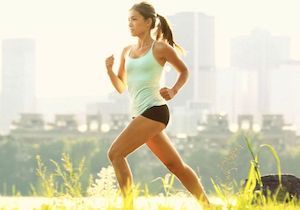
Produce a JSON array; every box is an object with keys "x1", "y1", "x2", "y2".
[{"x1": 108, "y1": 115, "x2": 166, "y2": 158}]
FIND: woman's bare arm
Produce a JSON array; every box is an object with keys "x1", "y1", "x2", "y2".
[
  {"x1": 105, "y1": 46, "x2": 129, "y2": 94},
  {"x1": 160, "y1": 42, "x2": 189, "y2": 95}
]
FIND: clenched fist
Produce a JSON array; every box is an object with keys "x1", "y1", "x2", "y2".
[
  {"x1": 105, "y1": 55, "x2": 114, "y2": 71},
  {"x1": 159, "y1": 87, "x2": 177, "y2": 101}
]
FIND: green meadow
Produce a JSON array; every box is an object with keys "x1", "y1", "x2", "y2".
[{"x1": 0, "y1": 135, "x2": 299, "y2": 209}]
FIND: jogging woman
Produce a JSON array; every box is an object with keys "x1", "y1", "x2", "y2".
[{"x1": 105, "y1": 1, "x2": 210, "y2": 208}]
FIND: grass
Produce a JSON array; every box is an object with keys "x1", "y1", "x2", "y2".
[{"x1": 0, "y1": 136, "x2": 299, "y2": 209}]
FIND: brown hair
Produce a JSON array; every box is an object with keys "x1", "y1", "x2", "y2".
[{"x1": 130, "y1": 1, "x2": 185, "y2": 54}]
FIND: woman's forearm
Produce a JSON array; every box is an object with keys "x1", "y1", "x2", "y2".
[
  {"x1": 171, "y1": 70, "x2": 189, "y2": 94},
  {"x1": 107, "y1": 70, "x2": 126, "y2": 94}
]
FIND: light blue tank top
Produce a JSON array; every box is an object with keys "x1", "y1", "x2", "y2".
[{"x1": 125, "y1": 41, "x2": 167, "y2": 118}]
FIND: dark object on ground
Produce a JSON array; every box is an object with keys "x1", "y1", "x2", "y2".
[{"x1": 244, "y1": 174, "x2": 300, "y2": 202}]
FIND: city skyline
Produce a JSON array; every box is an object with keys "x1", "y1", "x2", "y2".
[
  {"x1": 0, "y1": 0, "x2": 300, "y2": 98},
  {"x1": 0, "y1": 39, "x2": 36, "y2": 133}
]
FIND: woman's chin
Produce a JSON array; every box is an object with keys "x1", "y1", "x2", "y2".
[{"x1": 129, "y1": 30, "x2": 138, "y2": 36}]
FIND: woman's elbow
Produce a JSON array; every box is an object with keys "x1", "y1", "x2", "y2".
[
  {"x1": 183, "y1": 68, "x2": 189, "y2": 77},
  {"x1": 117, "y1": 89, "x2": 124, "y2": 94},
  {"x1": 117, "y1": 86, "x2": 126, "y2": 94},
  {"x1": 185, "y1": 68, "x2": 189, "y2": 74}
]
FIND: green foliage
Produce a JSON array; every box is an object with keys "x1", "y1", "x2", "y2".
[
  {"x1": 210, "y1": 135, "x2": 294, "y2": 209},
  {"x1": 0, "y1": 145, "x2": 299, "y2": 209},
  {"x1": 52, "y1": 153, "x2": 86, "y2": 197},
  {"x1": 0, "y1": 134, "x2": 299, "y2": 210},
  {"x1": 151, "y1": 173, "x2": 176, "y2": 197},
  {"x1": 243, "y1": 135, "x2": 283, "y2": 203},
  {"x1": 35, "y1": 155, "x2": 57, "y2": 197},
  {"x1": 35, "y1": 153, "x2": 86, "y2": 197}
]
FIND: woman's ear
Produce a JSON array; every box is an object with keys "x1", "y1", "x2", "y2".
[{"x1": 146, "y1": 18, "x2": 152, "y2": 28}]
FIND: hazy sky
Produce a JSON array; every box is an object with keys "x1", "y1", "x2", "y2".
[{"x1": 0, "y1": 0, "x2": 299, "y2": 98}]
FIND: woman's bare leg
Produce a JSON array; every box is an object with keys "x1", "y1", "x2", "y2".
[
  {"x1": 146, "y1": 131, "x2": 210, "y2": 205},
  {"x1": 107, "y1": 115, "x2": 166, "y2": 208}
]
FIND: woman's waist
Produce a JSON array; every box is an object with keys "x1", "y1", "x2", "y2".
[
  {"x1": 128, "y1": 85, "x2": 161, "y2": 97},
  {"x1": 129, "y1": 92, "x2": 166, "y2": 106},
  {"x1": 130, "y1": 101, "x2": 167, "y2": 114}
]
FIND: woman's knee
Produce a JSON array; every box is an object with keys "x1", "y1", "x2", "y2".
[
  {"x1": 107, "y1": 148, "x2": 116, "y2": 162},
  {"x1": 107, "y1": 146, "x2": 125, "y2": 162}
]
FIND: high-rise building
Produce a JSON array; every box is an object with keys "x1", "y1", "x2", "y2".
[
  {"x1": 270, "y1": 60, "x2": 300, "y2": 135},
  {"x1": 166, "y1": 12, "x2": 216, "y2": 109},
  {"x1": 231, "y1": 28, "x2": 290, "y2": 114},
  {"x1": 0, "y1": 39, "x2": 36, "y2": 134},
  {"x1": 215, "y1": 67, "x2": 258, "y2": 124}
]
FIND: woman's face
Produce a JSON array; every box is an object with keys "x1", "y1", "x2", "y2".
[{"x1": 128, "y1": 9, "x2": 151, "y2": 37}]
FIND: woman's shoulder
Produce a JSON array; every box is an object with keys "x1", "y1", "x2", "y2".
[
  {"x1": 153, "y1": 40, "x2": 174, "y2": 57},
  {"x1": 122, "y1": 45, "x2": 132, "y2": 53},
  {"x1": 153, "y1": 40, "x2": 170, "y2": 50},
  {"x1": 121, "y1": 45, "x2": 133, "y2": 58}
]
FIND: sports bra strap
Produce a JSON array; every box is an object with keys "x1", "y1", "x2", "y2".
[{"x1": 127, "y1": 40, "x2": 155, "y2": 58}]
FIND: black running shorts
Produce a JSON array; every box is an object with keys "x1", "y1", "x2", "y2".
[{"x1": 132, "y1": 104, "x2": 170, "y2": 127}]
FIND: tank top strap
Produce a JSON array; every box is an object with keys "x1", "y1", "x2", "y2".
[
  {"x1": 126, "y1": 45, "x2": 133, "y2": 58},
  {"x1": 126, "y1": 40, "x2": 155, "y2": 59},
  {"x1": 150, "y1": 40, "x2": 155, "y2": 50}
]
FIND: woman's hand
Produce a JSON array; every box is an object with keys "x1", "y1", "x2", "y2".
[
  {"x1": 159, "y1": 87, "x2": 178, "y2": 101},
  {"x1": 105, "y1": 55, "x2": 114, "y2": 71}
]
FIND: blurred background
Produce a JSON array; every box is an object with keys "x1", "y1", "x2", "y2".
[{"x1": 0, "y1": 0, "x2": 299, "y2": 196}]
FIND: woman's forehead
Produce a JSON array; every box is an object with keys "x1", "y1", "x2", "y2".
[{"x1": 128, "y1": 9, "x2": 142, "y2": 18}]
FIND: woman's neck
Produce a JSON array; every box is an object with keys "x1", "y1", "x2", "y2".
[{"x1": 136, "y1": 34, "x2": 153, "y2": 49}]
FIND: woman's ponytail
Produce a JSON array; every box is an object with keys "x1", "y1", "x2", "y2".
[{"x1": 156, "y1": 14, "x2": 185, "y2": 54}]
